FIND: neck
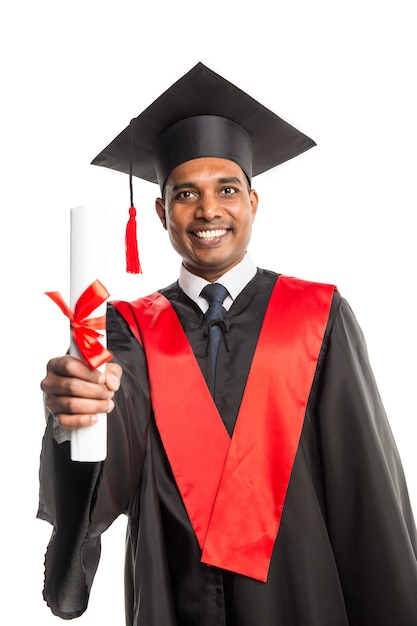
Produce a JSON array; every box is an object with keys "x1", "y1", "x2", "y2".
[{"x1": 183, "y1": 256, "x2": 246, "y2": 283}]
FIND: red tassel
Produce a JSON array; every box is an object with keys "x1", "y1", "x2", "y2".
[{"x1": 125, "y1": 206, "x2": 141, "y2": 274}]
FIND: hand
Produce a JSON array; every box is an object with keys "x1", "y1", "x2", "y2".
[{"x1": 41, "y1": 355, "x2": 122, "y2": 430}]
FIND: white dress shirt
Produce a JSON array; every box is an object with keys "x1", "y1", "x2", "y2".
[{"x1": 179, "y1": 253, "x2": 257, "y2": 312}]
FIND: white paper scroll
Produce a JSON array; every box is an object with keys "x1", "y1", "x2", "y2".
[{"x1": 70, "y1": 205, "x2": 109, "y2": 462}]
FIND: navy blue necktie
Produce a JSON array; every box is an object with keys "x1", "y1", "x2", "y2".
[{"x1": 201, "y1": 283, "x2": 229, "y2": 381}]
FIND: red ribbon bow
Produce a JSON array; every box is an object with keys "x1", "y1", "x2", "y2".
[{"x1": 45, "y1": 279, "x2": 113, "y2": 369}]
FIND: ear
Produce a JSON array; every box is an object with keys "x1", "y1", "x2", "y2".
[
  {"x1": 155, "y1": 197, "x2": 167, "y2": 229},
  {"x1": 249, "y1": 189, "x2": 259, "y2": 222}
]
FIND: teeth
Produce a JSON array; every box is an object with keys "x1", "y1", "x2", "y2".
[{"x1": 195, "y1": 229, "x2": 226, "y2": 240}]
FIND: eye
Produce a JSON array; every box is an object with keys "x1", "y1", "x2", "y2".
[
  {"x1": 220, "y1": 186, "x2": 237, "y2": 195},
  {"x1": 176, "y1": 189, "x2": 197, "y2": 200}
]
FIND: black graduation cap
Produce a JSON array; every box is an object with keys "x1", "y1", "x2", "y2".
[{"x1": 91, "y1": 62, "x2": 316, "y2": 191}]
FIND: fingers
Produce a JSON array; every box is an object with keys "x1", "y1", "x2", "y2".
[
  {"x1": 55, "y1": 398, "x2": 115, "y2": 430},
  {"x1": 47, "y1": 394, "x2": 115, "y2": 426},
  {"x1": 44, "y1": 355, "x2": 107, "y2": 384},
  {"x1": 40, "y1": 355, "x2": 123, "y2": 430},
  {"x1": 41, "y1": 356, "x2": 122, "y2": 397}
]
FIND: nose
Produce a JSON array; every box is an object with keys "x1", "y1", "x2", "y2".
[{"x1": 195, "y1": 192, "x2": 223, "y2": 220}]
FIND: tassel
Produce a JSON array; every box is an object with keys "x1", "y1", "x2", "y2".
[
  {"x1": 125, "y1": 118, "x2": 141, "y2": 274},
  {"x1": 125, "y1": 205, "x2": 141, "y2": 274}
]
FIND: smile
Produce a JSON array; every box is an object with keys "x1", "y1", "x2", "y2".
[{"x1": 194, "y1": 229, "x2": 227, "y2": 240}]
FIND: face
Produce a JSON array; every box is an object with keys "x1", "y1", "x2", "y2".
[{"x1": 155, "y1": 157, "x2": 258, "y2": 282}]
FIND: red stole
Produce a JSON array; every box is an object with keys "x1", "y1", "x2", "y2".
[{"x1": 114, "y1": 275, "x2": 335, "y2": 581}]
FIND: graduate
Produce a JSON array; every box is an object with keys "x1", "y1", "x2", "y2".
[{"x1": 39, "y1": 62, "x2": 417, "y2": 625}]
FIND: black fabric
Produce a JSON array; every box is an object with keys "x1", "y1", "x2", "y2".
[
  {"x1": 154, "y1": 115, "x2": 253, "y2": 189},
  {"x1": 38, "y1": 269, "x2": 417, "y2": 625},
  {"x1": 37, "y1": 426, "x2": 102, "y2": 619}
]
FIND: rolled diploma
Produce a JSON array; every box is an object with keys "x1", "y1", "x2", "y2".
[{"x1": 70, "y1": 205, "x2": 108, "y2": 462}]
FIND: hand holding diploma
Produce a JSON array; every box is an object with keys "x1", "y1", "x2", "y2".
[{"x1": 41, "y1": 354, "x2": 121, "y2": 438}]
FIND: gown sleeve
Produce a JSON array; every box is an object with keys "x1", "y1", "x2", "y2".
[
  {"x1": 316, "y1": 296, "x2": 417, "y2": 624},
  {"x1": 37, "y1": 304, "x2": 150, "y2": 619}
]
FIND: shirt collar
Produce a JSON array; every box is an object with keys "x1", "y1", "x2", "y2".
[{"x1": 179, "y1": 253, "x2": 257, "y2": 311}]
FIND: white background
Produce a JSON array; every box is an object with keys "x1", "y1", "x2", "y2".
[{"x1": 1, "y1": 1, "x2": 416, "y2": 623}]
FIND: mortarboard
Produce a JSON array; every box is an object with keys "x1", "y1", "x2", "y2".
[{"x1": 91, "y1": 62, "x2": 316, "y2": 272}]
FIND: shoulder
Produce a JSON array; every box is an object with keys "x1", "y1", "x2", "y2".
[{"x1": 158, "y1": 280, "x2": 182, "y2": 301}]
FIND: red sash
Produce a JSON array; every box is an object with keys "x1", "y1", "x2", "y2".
[{"x1": 114, "y1": 275, "x2": 335, "y2": 581}]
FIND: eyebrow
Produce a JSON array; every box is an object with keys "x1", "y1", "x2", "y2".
[
  {"x1": 218, "y1": 176, "x2": 243, "y2": 185},
  {"x1": 171, "y1": 176, "x2": 244, "y2": 193},
  {"x1": 171, "y1": 181, "x2": 198, "y2": 193}
]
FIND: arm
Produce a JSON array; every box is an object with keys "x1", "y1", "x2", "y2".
[
  {"x1": 38, "y1": 305, "x2": 150, "y2": 619},
  {"x1": 317, "y1": 298, "x2": 417, "y2": 624}
]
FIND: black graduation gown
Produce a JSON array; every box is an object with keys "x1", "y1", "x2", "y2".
[{"x1": 38, "y1": 269, "x2": 417, "y2": 625}]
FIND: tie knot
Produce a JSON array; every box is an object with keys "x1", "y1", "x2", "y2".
[{"x1": 201, "y1": 283, "x2": 229, "y2": 306}]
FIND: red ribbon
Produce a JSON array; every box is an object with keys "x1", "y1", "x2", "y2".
[{"x1": 45, "y1": 279, "x2": 113, "y2": 369}]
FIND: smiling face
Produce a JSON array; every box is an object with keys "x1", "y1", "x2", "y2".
[{"x1": 155, "y1": 157, "x2": 258, "y2": 282}]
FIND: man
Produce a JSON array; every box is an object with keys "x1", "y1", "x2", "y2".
[{"x1": 39, "y1": 63, "x2": 417, "y2": 625}]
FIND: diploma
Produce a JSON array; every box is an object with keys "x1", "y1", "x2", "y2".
[{"x1": 70, "y1": 205, "x2": 109, "y2": 462}]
